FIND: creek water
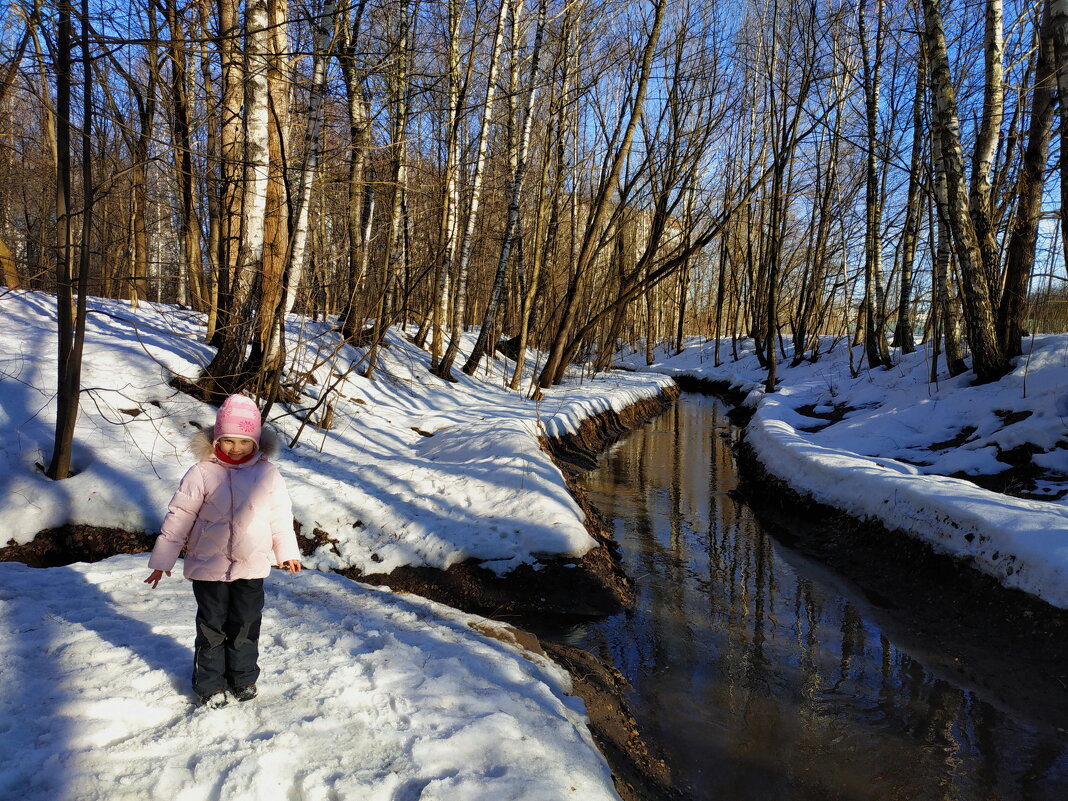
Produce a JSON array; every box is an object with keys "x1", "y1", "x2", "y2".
[{"x1": 551, "y1": 393, "x2": 1068, "y2": 801}]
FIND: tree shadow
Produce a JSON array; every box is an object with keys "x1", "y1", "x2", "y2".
[{"x1": 0, "y1": 559, "x2": 191, "y2": 800}]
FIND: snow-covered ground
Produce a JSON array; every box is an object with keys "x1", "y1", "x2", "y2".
[
  {"x1": 0, "y1": 555, "x2": 618, "y2": 801},
  {"x1": 0, "y1": 288, "x2": 676, "y2": 801},
  {"x1": 618, "y1": 336, "x2": 1068, "y2": 609}
]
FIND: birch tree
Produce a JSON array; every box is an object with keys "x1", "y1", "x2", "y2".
[
  {"x1": 508, "y1": 4, "x2": 576, "y2": 390},
  {"x1": 919, "y1": 0, "x2": 1008, "y2": 382},
  {"x1": 414, "y1": 0, "x2": 463, "y2": 361},
  {"x1": 283, "y1": 0, "x2": 339, "y2": 319},
  {"x1": 366, "y1": 0, "x2": 417, "y2": 379},
  {"x1": 999, "y1": 0, "x2": 1054, "y2": 357},
  {"x1": 891, "y1": 40, "x2": 926, "y2": 354},
  {"x1": 462, "y1": 0, "x2": 548, "y2": 375},
  {"x1": 336, "y1": 0, "x2": 374, "y2": 339},
  {"x1": 202, "y1": 0, "x2": 272, "y2": 396},
  {"x1": 434, "y1": 0, "x2": 508, "y2": 381},
  {"x1": 858, "y1": 0, "x2": 891, "y2": 369}
]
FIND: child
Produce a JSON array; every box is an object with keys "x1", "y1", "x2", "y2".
[{"x1": 145, "y1": 393, "x2": 302, "y2": 708}]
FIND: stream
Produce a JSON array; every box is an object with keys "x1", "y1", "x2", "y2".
[{"x1": 547, "y1": 393, "x2": 1068, "y2": 801}]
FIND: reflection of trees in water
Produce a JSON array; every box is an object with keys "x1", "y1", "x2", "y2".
[{"x1": 575, "y1": 395, "x2": 1068, "y2": 801}]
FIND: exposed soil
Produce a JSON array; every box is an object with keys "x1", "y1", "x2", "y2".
[
  {"x1": 733, "y1": 439, "x2": 1068, "y2": 735},
  {"x1": 540, "y1": 385, "x2": 680, "y2": 474},
  {"x1": 297, "y1": 516, "x2": 632, "y2": 619},
  {"x1": 0, "y1": 525, "x2": 155, "y2": 567},
  {"x1": 542, "y1": 642, "x2": 682, "y2": 801},
  {"x1": 334, "y1": 545, "x2": 632, "y2": 620},
  {"x1": 793, "y1": 402, "x2": 854, "y2": 433}
]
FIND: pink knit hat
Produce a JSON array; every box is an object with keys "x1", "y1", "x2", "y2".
[{"x1": 213, "y1": 394, "x2": 262, "y2": 446}]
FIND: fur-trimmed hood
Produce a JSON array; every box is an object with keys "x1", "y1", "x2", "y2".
[{"x1": 190, "y1": 426, "x2": 281, "y2": 462}]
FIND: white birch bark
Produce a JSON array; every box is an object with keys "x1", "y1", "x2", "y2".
[
  {"x1": 365, "y1": 0, "x2": 413, "y2": 379},
  {"x1": 435, "y1": 0, "x2": 509, "y2": 379},
  {"x1": 931, "y1": 131, "x2": 966, "y2": 376},
  {"x1": 430, "y1": 0, "x2": 463, "y2": 363},
  {"x1": 462, "y1": 0, "x2": 548, "y2": 375},
  {"x1": 283, "y1": 0, "x2": 339, "y2": 315},
  {"x1": 969, "y1": 0, "x2": 1004, "y2": 297},
  {"x1": 920, "y1": 0, "x2": 1007, "y2": 381},
  {"x1": 237, "y1": 0, "x2": 271, "y2": 312}
]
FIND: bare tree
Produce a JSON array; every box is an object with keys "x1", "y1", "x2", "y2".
[
  {"x1": 366, "y1": 0, "x2": 417, "y2": 379},
  {"x1": 998, "y1": 0, "x2": 1055, "y2": 357},
  {"x1": 462, "y1": 0, "x2": 548, "y2": 375},
  {"x1": 891, "y1": 38, "x2": 926, "y2": 354},
  {"x1": 434, "y1": 0, "x2": 508, "y2": 381},
  {"x1": 536, "y1": 0, "x2": 666, "y2": 391},
  {"x1": 48, "y1": 0, "x2": 94, "y2": 480},
  {"x1": 920, "y1": 0, "x2": 1008, "y2": 382}
]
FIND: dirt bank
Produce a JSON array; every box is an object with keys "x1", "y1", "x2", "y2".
[
  {"x1": 0, "y1": 525, "x2": 155, "y2": 567},
  {"x1": 313, "y1": 384, "x2": 679, "y2": 619}
]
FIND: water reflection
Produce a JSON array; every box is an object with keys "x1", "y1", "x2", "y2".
[{"x1": 557, "y1": 394, "x2": 1068, "y2": 801}]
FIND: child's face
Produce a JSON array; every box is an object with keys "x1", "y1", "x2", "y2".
[{"x1": 217, "y1": 437, "x2": 256, "y2": 460}]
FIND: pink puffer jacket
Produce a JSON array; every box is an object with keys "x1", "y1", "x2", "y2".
[{"x1": 149, "y1": 430, "x2": 301, "y2": 581}]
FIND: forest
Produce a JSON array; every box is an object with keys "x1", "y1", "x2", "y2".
[{"x1": 2, "y1": 0, "x2": 1067, "y2": 476}]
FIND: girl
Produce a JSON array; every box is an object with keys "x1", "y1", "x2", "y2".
[{"x1": 145, "y1": 393, "x2": 302, "y2": 708}]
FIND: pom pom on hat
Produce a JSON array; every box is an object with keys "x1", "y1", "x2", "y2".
[{"x1": 213, "y1": 394, "x2": 262, "y2": 446}]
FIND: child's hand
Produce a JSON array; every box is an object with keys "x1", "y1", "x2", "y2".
[
  {"x1": 144, "y1": 569, "x2": 171, "y2": 588},
  {"x1": 279, "y1": 560, "x2": 302, "y2": 574}
]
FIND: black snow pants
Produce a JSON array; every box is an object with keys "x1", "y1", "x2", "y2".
[{"x1": 191, "y1": 578, "x2": 265, "y2": 696}]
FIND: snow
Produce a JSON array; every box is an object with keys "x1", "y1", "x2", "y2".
[
  {"x1": 1, "y1": 288, "x2": 678, "y2": 800},
  {"x1": 0, "y1": 290, "x2": 672, "y2": 576},
  {"x1": 0, "y1": 555, "x2": 616, "y2": 801},
  {"x1": 619, "y1": 336, "x2": 1068, "y2": 609}
]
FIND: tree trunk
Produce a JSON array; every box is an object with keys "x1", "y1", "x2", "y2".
[
  {"x1": 435, "y1": 0, "x2": 509, "y2": 381},
  {"x1": 463, "y1": 0, "x2": 547, "y2": 375},
  {"x1": 508, "y1": 5, "x2": 574, "y2": 391},
  {"x1": 248, "y1": 0, "x2": 291, "y2": 380},
  {"x1": 337, "y1": 0, "x2": 373, "y2": 339},
  {"x1": 920, "y1": 0, "x2": 1009, "y2": 382},
  {"x1": 860, "y1": 0, "x2": 890, "y2": 369},
  {"x1": 892, "y1": 44, "x2": 926, "y2": 353},
  {"x1": 1051, "y1": 0, "x2": 1068, "y2": 281},
  {"x1": 969, "y1": 0, "x2": 1004, "y2": 307},
  {"x1": 202, "y1": 0, "x2": 271, "y2": 396},
  {"x1": 932, "y1": 135, "x2": 967, "y2": 377},
  {"x1": 999, "y1": 0, "x2": 1054, "y2": 357},
  {"x1": 164, "y1": 0, "x2": 206, "y2": 311},
  {"x1": 48, "y1": 0, "x2": 93, "y2": 481},
  {"x1": 366, "y1": 0, "x2": 414, "y2": 379}
]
